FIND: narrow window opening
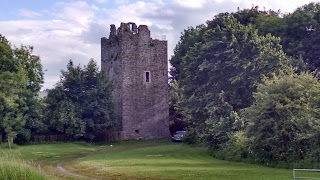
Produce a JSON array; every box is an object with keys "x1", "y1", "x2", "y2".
[
  {"x1": 145, "y1": 71, "x2": 150, "y2": 82},
  {"x1": 135, "y1": 130, "x2": 139, "y2": 134}
]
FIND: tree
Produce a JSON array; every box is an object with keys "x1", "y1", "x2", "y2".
[
  {"x1": 0, "y1": 34, "x2": 44, "y2": 144},
  {"x1": 14, "y1": 45, "x2": 44, "y2": 141},
  {"x1": 246, "y1": 71, "x2": 320, "y2": 165},
  {"x1": 45, "y1": 87, "x2": 83, "y2": 138},
  {"x1": 80, "y1": 60, "x2": 116, "y2": 140},
  {"x1": 45, "y1": 59, "x2": 116, "y2": 140},
  {"x1": 170, "y1": 25, "x2": 206, "y2": 81},
  {"x1": 177, "y1": 17, "x2": 290, "y2": 147},
  {"x1": 281, "y1": 2, "x2": 320, "y2": 72},
  {"x1": 169, "y1": 7, "x2": 293, "y2": 144},
  {"x1": 0, "y1": 67, "x2": 28, "y2": 144},
  {"x1": 167, "y1": 3, "x2": 320, "y2": 166}
]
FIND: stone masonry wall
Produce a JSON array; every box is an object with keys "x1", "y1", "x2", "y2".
[{"x1": 101, "y1": 22, "x2": 170, "y2": 140}]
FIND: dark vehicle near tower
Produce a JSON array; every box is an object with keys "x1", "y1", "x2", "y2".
[{"x1": 172, "y1": 131, "x2": 186, "y2": 142}]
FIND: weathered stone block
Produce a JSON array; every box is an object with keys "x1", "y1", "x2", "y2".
[{"x1": 101, "y1": 22, "x2": 170, "y2": 140}]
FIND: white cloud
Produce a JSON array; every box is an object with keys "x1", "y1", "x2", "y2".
[
  {"x1": 263, "y1": 0, "x2": 309, "y2": 13},
  {"x1": 174, "y1": 0, "x2": 209, "y2": 9},
  {"x1": 1, "y1": 20, "x2": 99, "y2": 89},
  {"x1": 1, "y1": 1, "x2": 100, "y2": 89},
  {"x1": 52, "y1": 1, "x2": 96, "y2": 26}
]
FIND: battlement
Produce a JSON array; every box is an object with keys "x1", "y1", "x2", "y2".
[
  {"x1": 108, "y1": 22, "x2": 166, "y2": 41},
  {"x1": 109, "y1": 22, "x2": 146, "y2": 37}
]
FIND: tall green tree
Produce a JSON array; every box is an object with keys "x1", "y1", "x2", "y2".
[
  {"x1": 14, "y1": 45, "x2": 44, "y2": 141},
  {"x1": 81, "y1": 60, "x2": 116, "y2": 140},
  {"x1": 178, "y1": 17, "x2": 290, "y2": 146},
  {"x1": 0, "y1": 35, "x2": 44, "y2": 143},
  {"x1": 45, "y1": 59, "x2": 116, "y2": 140},
  {"x1": 0, "y1": 64, "x2": 28, "y2": 144}
]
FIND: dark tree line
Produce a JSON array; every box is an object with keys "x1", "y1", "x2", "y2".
[{"x1": 170, "y1": 3, "x2": 320, "y2": 167}]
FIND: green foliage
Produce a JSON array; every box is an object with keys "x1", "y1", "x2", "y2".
[
  {"x1": 281, "y1": 2, "x2": 320, "y2": 72},
  {"x1": 211, "y1": 131, "x2": 249, "y2": 162},
  {"x1": 206, "y1": 3, "x2": 320, "y2": 73},
  {"x1": 176, "y1": 16, "x2": 289, "y2": 149},
  {"x1": 170, "y1": 25, "x2": 206, "y2": 81},
  {"x1": 169, "y1": 80, "x2": 187, "y2": 134},
  {"x1": 0, "y1": 34, "x2": 44, "y2": 144},
  {"x1": 182, "y1": 128, "x2": 198, "y2": 144},
  {"x1": 204, "y1": 101, "x2": 245, "y2": 149},
  {"x1": 47, "y1": 95, "x2": 86, "y2": 138},
  {"x1": 45, "y1": 59, "x2": 116, "y2": 140},
  {"x1": 169, "y1": 3, "x2": 320, "y2": 167},
  {"x1": 246, "y1": 71, "x2": 320, "y2": 165}
]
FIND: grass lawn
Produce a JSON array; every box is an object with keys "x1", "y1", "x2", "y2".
[{"x1": 0, "y1": 140, "x2": 297, "y2": 179}]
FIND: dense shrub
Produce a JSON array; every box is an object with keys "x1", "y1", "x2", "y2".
[
  {"x1": 246, "y1": 72, "x2": 320, "y2": 166},
  {"x1": 183, "y1": 128, "x2": 198, "y2": 144}
]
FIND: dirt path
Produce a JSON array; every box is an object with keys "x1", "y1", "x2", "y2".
[{"x1": 56, "y1": 164, "x2": 101, "y2": 180}]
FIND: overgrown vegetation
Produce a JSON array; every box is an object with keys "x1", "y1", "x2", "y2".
[
  {"x1": 170, "y1": 2, "x2": 320, "y2": 167},
  {"x1": 246, "y1": 71, "x2": 320, "y2": 166},
  {"x1": 0, "y1": 152, "x2": 47, "y2": 180},
  {"x1": 0, "y1": 34, "x2": 44, "y2": 144}
]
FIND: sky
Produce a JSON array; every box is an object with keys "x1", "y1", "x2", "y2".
[{"x1": 0, "y1": 0, "x2": 314, "y2": 89}]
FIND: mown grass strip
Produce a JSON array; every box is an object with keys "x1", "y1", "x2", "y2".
[
  {"x1": 63, "y1": 142, "x2": 293, "y2": 180},
  {"x1": 0, "y1": 141, "x2": 296, "y2": 180}
]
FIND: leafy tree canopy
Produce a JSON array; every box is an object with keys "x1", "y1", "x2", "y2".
[
  {"x1": 45, "y1": 59, "x2": 116, "y2": 140},
  {"x1": 176, "y1": 17, "x2": 289, "y2": 146},
  {"x1": 0, "y1": 34, "x2": 44, "y2": 143}
]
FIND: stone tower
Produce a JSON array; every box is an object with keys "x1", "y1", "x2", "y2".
[{"x1": 101, "y1": 22, "x2": 170, "y2": 140}]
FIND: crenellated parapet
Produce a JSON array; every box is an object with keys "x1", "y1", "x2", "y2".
[{"x1": 107, "y1": 22, "x2": 154, "y2": 40}]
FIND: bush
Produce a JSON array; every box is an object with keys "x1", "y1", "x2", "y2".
[
  {"x1": 246, "y1": 72, "x2": 320, "y2": 165},
  {"x1": 211, "y1": 131, "x2": 249, "y2": 162},
  {"x1": 183, "y1": 128, "x2": 198, "y2": 144}
]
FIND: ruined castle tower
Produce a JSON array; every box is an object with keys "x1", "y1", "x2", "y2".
[{"x1": 101, "y1": 22, "x2": 170, "y2": 140}]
